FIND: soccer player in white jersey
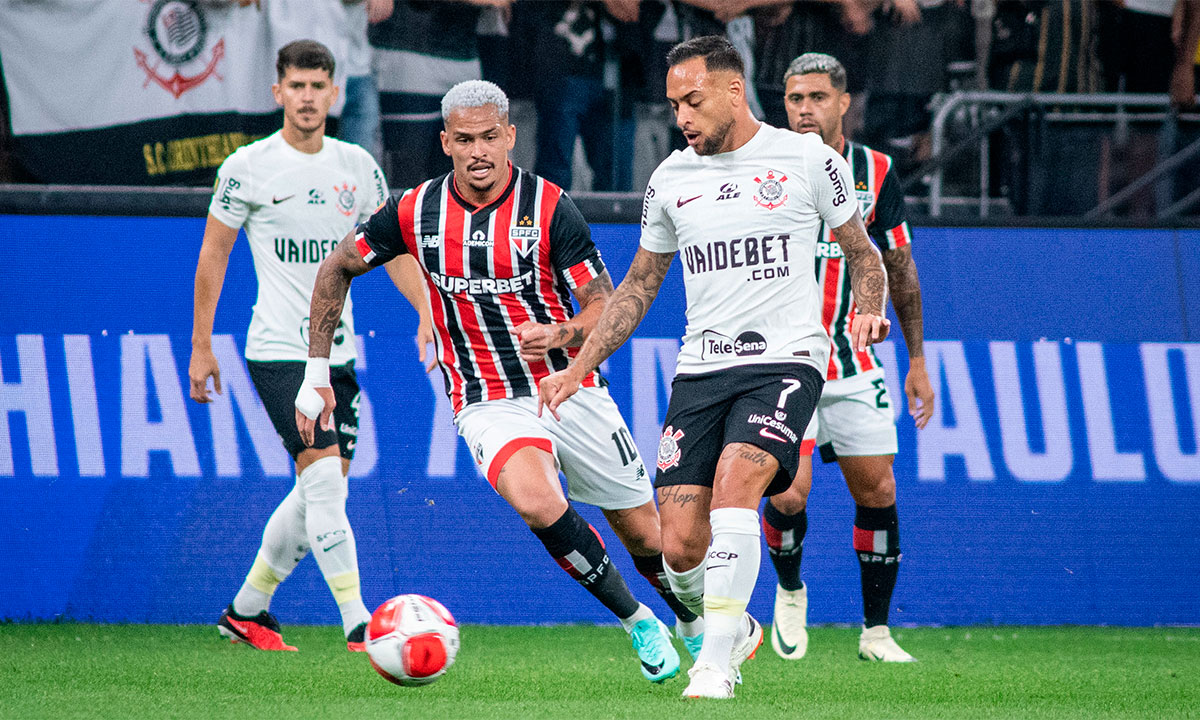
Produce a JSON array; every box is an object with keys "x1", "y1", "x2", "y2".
[
  {"x1": 763, "y1": 53, "x2": 935, "y2": 664},
  {"x1": 538, "y1": 36, "x2": 890, "y2": 700},
  {"x1": 189, "y1": 40, "x2": 428, "y2": 653},
  {"x1": 296, "y1": 80, "x2": 693, "y2": 684}
]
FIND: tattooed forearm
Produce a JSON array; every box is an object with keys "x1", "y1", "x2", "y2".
[
  {"x1": 309, "y1": 235, "x2": 371, "y2": 358},
  {"x1": 571, "y1": 248, "x2": 673, "y2": 374},
  {"x1": 555, "y1": 325, "x2": 586, "y2": 347},
  {"x1": 882, "y1": 244, "x2": 925, "y2": 358},
  {"x1": 831, "y1": 216, "x2": 887, "y2": 316},
  {"x1": 556, "y1": 271, "x2": 614, "y2": 347}
]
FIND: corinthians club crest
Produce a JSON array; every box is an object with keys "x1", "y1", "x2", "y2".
[
  {"x1": 135, "y1": 0, "x2": 225, "y2": 99},
  {"x1": 657, "y1": 425, "x2": 685, "y2": 472},
  {"x1": 752, "y1": 170, "x2": 789, "y2": 210}
]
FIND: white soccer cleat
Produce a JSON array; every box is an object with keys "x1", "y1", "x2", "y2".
[
  {"x1": 771, "y1": 584, "x2": 809, "y2": 660},
  {"x1": 681, "y1": 662, "x2": 734, "y2": 699},
  {"x1": 858, "y1": 625, "x2": 916, "y2": 662},
  {"x1": 729, "y1": 613, "x2": 763, "y2": 680}
]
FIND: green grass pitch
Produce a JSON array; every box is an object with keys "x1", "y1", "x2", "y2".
[{"x1": 1, "y1": 624, "x2": 1197, "y2": 719}]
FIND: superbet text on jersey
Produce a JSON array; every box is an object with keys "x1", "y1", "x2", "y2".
[
  {"x1": 354, "y1": 167, "x2": 605, "y2": 413},
  {"x1": 640, "y1": 125, "x2": 857, "y2": 377}
]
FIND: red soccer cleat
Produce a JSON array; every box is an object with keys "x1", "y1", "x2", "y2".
[{"x1": 217, "y1": 606, "x2": 298, "y2": 651}]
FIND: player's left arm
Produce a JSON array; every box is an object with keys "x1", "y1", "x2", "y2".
[
  {"x1": 873, "y1": 168, "x2": 934, "y2": 428},
  {"x1": 383, "y1": 255, "x2": 436, "y2": 371}
]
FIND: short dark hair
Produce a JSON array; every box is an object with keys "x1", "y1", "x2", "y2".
[
  {"x1": 276, "y1": 40, "x2": 335, "y2": 81},
  {"x1": 783, "y1": 53, "x2": 848, "y2": 92},
  {"x1": 666, "y1": 35, "x2": 745, "y2": 77}
]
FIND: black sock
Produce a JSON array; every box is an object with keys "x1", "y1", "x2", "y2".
[
  {"x1": 762, "y1": 502, "x2": 807, "y2": 591},
  {"x1": 532, "y1": 505, "x2": 640, "y2": 620},
  {"x1": 853, "y1": 504, "x2": 901, "y2": 628},
  {"x1": 630, "y1": 552, "x2": 699, "y2": 623}
]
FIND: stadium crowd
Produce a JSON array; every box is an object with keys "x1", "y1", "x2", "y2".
[{"x1": 0, "y1": 0, "x2": 1198, "y2": 214}]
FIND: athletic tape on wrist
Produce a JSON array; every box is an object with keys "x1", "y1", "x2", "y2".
[{"x1": 304, "y1": 357, "x2": 331, "y2": 388}]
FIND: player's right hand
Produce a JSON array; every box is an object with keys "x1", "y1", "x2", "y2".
[
  {"x1": 850, "y1": 313, "x2": 890, "y2": 352},
  {"x1": 537, "y1": 368, "x2": 581, "y2": 421},
  {"x1": 416, "y1": 320, "x2": 437, "y2": 373},
  {"x1": 188, "y1": 347, "x2": 221, "y2": 404},
  {"x1": 295, "y1": 359, "x2": 336, "y2": 447}
]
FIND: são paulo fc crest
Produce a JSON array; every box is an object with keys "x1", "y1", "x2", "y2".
[
  {"x1": 335, "y1": 182, "x2": 357, "y2": 217},
  {"x1": 510, "y1": 215, "x2": 541, "y2": 257},
  {"x1": 135, "y1": 0, "x2": 226, "y2": 99},
  {"x1": 657, "y1": 425, "x2": 685, "y2": 472},
  {"x1": 752, "y1": 170, "x2": 788, "y2": 210}
]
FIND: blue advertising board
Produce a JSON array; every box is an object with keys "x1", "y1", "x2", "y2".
[{"x1": 2, "y1": 215, "x2": 1198, "y2": 626}]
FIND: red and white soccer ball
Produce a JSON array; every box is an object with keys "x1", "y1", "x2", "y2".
[{"x1": 366, "y1": 594, "x2": 460, "y2": 686}]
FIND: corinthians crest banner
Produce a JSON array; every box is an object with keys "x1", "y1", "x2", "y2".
[{"x1": 0, "y1": 0, "x2": 348, "y2": 185}]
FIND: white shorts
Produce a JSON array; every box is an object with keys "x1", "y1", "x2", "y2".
[
  {"x1": 453, "y1": 386, "x2": 653, "y2": 510},
  {"x1": 810, "y1": 367, "x2": 899, "y2": 460}
]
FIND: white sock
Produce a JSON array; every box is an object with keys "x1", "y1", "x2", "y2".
[
  {"x1": 618, "y1": 602, "x2": 656, "y2": 632},
  {"x1": 697, "y1": 507, "x2": 761, "y2": 675},
  {"x1": 300, "y1": 456, "x2": 371, "y2": 634},
  {"x1": 676, "y1": 617, "x2": 705, "y2": 639},
  {"x1": 232, "y1": 481, "x2": 308, "y2": 616},
  {"x1": 663, "y1": 558, "x2": 706, "y2": 619}
]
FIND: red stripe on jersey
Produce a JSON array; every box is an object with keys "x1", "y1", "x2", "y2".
[
  {"x1": 799, "y1": 438, "x2": 815, "y2": 456},
  {"x1": 869, "y1": 149, "x2": 889, "y2": 219},
  {"x1": 355, "y1": 233, "x2": 375, "y2": 263},
  {"x1": 822, "y1": 257, "x2": 843, "y2": 379},
  {"x1": 536, "y1": 182, "x2": 570, "y2": 324},
  {"x1": 566, "y1": 259, "x2": 598, "y2": 288},
  {"x1": 397, "y1": 185, "x2": 421, "y2": 256},
  {"x1": 888, "y1": 223, "x2": 911, "y2": 249}
]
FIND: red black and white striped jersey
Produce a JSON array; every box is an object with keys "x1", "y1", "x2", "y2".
[
  {"x1": 356, "y1": 164, "x2": 605, "y2": 413},
  {"x1": 815, "y1": 140, "x2": 913, "y2": 380}
]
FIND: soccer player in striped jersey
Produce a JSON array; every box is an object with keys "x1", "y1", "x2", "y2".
[
  {"x1": 763, "y1": 53, "x2": 935, "y2": 663},
  {"x1": 296, "y1": 80, "x2": 694, "y2": 684},
  {"x1": 539, "y1": 37, "x2": 891, "y2": 699}
]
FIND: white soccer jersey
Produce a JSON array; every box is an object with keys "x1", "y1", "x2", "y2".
[
  {"x1": 209, "y1": 131, "x2": 388, "y2": 365},
  {"x1": 640, "y1": 124, "x2": 857, "y2": 375}
]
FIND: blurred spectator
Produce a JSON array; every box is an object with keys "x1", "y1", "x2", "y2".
[
  {"x1": 0, "y1": 56, "x2": 16, "y2": 182},
  {"x1": 517, "y1": 0, "x2": 655, "y2": 191},
  {"x1": 1175, "y1": 0, "x2": 1200, "y2": 109},
  {"x1": 1099, "y1": 0, "x2": 1175, "y2": 94},
  {"x1": 864, "y1": 0, "x2": 971, "y2": 167},
  {"x1": 674, "y1": 0, "x2": 771, "y2": 118},
  {"x1": 754, "y1": 2, "x2": 872, "y2": 133},
  {"x1": 339, "y1": 0, "x2": 393, "y2": 163},
  {"x1": 369, "y1": 1, "x2": 495, "y2": 190},
  {"x1": 987, "y1": 0, "x2": 1102, "y2": 93}
]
